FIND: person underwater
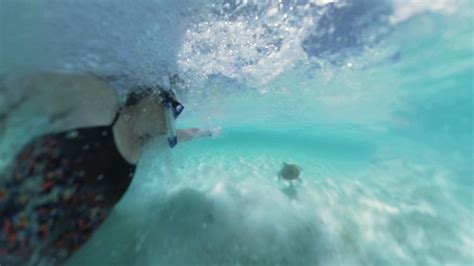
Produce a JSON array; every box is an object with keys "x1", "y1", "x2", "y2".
[{"x1": 0, "y1": 72, "x2": 218, "y2": 265}]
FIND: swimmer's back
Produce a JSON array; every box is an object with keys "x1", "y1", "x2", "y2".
[{"x1": 0, "y1": 125, "x2": 135, "y2": 265}]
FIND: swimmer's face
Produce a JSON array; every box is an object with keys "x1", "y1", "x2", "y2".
[{"x1": 123, "y1": 97, "x2": 167, "y2": 138}]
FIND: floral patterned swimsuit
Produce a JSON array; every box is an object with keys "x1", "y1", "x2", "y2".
[{"x1": 0, "y1": 121, "x2": 136, "y2": 265}]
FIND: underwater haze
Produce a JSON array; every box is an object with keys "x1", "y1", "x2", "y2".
[{"x1": 0, "y1": 0, "x2": 473, "y2": 265}]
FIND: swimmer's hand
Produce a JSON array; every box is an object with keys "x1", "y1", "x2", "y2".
[{"x1": 177, "y1": 127, "x2": 222, "y2": 142}]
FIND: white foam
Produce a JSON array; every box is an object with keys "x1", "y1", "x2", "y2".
[
  {"x1": 390, "y1": 0, "x2": 459, "y2": 24},
  {"x1": 177, "y1": 2, "x2": 325, "y2": 85}
]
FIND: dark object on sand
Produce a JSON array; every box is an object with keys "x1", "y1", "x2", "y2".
[{"x1": 278, "y1": 162, "x2": 302, "y2": 185}]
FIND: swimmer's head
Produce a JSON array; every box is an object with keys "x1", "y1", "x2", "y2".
[
  {"x1": 113, "y1": 87, "x2": 170, "y2": 163},
  {"x1": 122, "y1": 87, "x2": 168, "y2": 137}
]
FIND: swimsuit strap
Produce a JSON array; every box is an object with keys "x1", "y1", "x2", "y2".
[{"x1": 110, "y1": 108, "x2": 122, "y2": 127}]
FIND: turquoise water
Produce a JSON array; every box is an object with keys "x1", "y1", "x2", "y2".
[{"x1": 1, "y1": 0, "x2": 473, "y2": 265}]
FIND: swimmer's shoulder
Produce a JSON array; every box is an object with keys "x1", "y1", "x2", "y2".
[{"x1": 31, "y1": 72, "x2": 121, "y2": 131}]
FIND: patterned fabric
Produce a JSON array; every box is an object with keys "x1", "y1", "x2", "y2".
[{"x1": 0, "y1": 127, "x2": 136, "y2": 265}]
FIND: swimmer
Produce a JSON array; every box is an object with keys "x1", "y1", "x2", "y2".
[{"x1": 0, "y1": 72, "x2": 216, "y2": 265}]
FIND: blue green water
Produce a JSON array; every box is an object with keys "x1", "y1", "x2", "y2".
[{"x1": 1, "y1": 0, "x2": 473, "y2": 265}]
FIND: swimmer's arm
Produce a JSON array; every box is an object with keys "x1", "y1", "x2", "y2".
[
  {"x1": 177, "y1": 127, "x2": 221, "y2": 142},
  {"x1": 0, "y1": 73, "x2": 31, "y2": 134},
  {"x1": 0, "y1": 72, "x2": 118, "y2": 133}
]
